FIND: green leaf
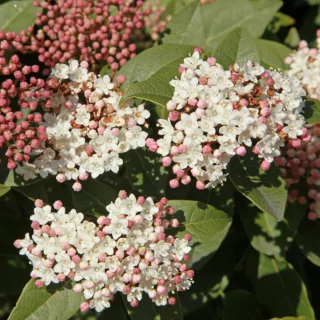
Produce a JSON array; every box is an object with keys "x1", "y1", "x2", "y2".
[
  {"x1": 270, "y1": 317, "x2": 310, "y2": 320},
  {"x1": 166, "y1": 0, "x2": 194, "y2": 16},
  {"x1": 304, "y1": 98, "x2": 320, "y2": 124},
  {"x1": 228, "y1": 150, "x2": 287, "y2": 221},
  {"x1": 122, "y1": 149, "x2": 169, "y2": 198},
  {"x1": 223, "y1": 289, "x2": 263, "y2": 320},
  {"x1": 0, "y1": 185, "x2": 10, "y2": 198},
  {"x1": 213, "y1": 28, "x2": 260, "y2": 69},
  {"x1": 296, "y1": 220, "x2": 320, "y2": 267},
  {"x1": 184, "y1": 182, "x2": 235, "y2": 269},
  {"x1": 8, "y1": 279, "x2": 83, "y2": 320},
  {"x1": 306, "y1": 0, "x2": 320, "y2": 5},
  {"x1": 122, "y1": 293, "x2": 182, "y2": 320},
  {"x1": 162, "y1": 0, "x2": 282, "y2": 52},
  {"x1": 285, "y1": 27, "x2": 300, "y2": 48},
  {"x1": 119, "y1": 44, "x2": 194, "y2": 107},
  {"x1": 246, "y1": 251, "x2": 315, "y2": 319},
  {"x1": 0, "y1": 0, "x2": 41, "y2": 33},
  {"x1": 254, "y1": 39, "x2": 292, "y2": 70},
  {"x1": 268, "y1": 12, "x2": 295, "y2": 33},
  {"x1": 239, "y1": 199, "x2": 306, "y2": 259},
  {"x1": 167, "y1": 200, "x2": 232, "y2": 262}
]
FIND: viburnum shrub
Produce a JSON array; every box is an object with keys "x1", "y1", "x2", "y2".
[{"x1": 1, "y1": 0, "x2": 320, "y2": 319}]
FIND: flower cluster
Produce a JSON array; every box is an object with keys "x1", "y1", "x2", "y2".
[
  {"x1": 275, "y1": 124, "x2": 320, "y2": 220},
  {"x1": 285, "y1": 31, "x2": 320, "y2": 99},
  {"x1": 14, "y1": 192, "x2": 194, "y2": 312},
  {"x1": 142, "y1": 1, "x2": 171, "y2": 41},
  {"x1": 0, "y1": 31, "x2": 48, "y2": 170},
  {"x1": 147, "y1": 48, "x2": 306, "y2": 189},
  {"x1": 23, "y1": 0, "x2": 145, "y2": 72},
  {"x1": 4, "y1": 60, "x2": 149, "y2": 191},
  {"x1": 276, "y1": 33, "x2": 320, "y2": 220}
]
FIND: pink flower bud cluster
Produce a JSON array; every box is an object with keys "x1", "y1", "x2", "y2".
[
  {"x1": 0, "y1": 31, "x2": 50, "y2": 170},
  {"x1": 142, "y1": 1, "x2": 171, "y2": 41},
  {"x1": 285, "y1": 30, "x2": 320, "y2": 100},
  {"x1": 147, "y1": 48, "x2": 306, "y2": 189},
  {"x1": 279, "y1": 33, "x2": 320, "y2": 220},
  {"x1": 9, "y1": 60, "x2": 149, "y2": 191},
  {"x1": 24, "y1": 0, "x2": 145, "y2": 72},
  {"x1": 275, "y1": 125, "x2": 320, "y2": 220},
  {"x1": 14, "y1": 192, "x2": 194, "y2": 312}
]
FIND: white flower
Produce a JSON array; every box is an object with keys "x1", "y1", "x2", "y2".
[
  {"x1": 30, "y1": 206, "x2": 54, "y2": 225},
  {"x1": 51, "y1": 63, "x2": 70, "y2": 79},
  {"x1": 94, "y1": 75, "x2": 114, "y2": 95},
  {"x1": 15, "y1": 162, "x2": 37, "y2": 181},
  {"x1": 104, "y1": 217, "x2": 128, "y2": 240},
  {"x1": 102, "y1": 152, "x2": 123, "y2": 173}
]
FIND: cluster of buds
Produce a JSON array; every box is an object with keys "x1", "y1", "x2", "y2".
[
  {"x1": 3, "y1": 60, "x2": 149, "y2": 191},
  {"x1": 275, "y1": 124, "x2": 320, "y2": 220},
  {"x1": 147, "y1": 48, "x2": 306, "y2": 189},
  {"x1": 0, "y1": 31, "x2": 48, "y2": 170},
  {"x1": 276, "y1": 33, "x2": 320, "y2": 220},
  {"x1": 14, "y1": 192, "x2": 194, "y2": 312},
  {"x1": 142, "y1": 1, "x2": 171, "y2": 41},
  {"x1": 285, "y1": 30, "x2": 320, "y2": 99},
  {"x1": 24, "y1": 0, "x2": 146, "y2": 72}
]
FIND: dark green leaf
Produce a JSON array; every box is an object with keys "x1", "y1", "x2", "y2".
[
  {"x1": 179, "y1": 227, "x2": 248, "y2": 314},
  {"x1": 246, "y1": 250, "x2": 315, "y2": 318},
  {"x1": 0, "y1": 257, "x2": 30, "y2": 297},
  {"x1": 162, "y1": 0, "x2": 282, "y2": 52},
  {"x1": 8, "y1": 279, "x2": 83, "y2": 320},
  {"x1": 72, "y1": 293, "x2": 129, "y2": 320},
  {"x1": 223, "y1": 289, "x2": 263, "y2": 320},
  {"x1": 213, "y1": 28, "x2": 260, "y2": 69},
  {"x1": 296, "y1": 220, "x2": 320, "y2": 267},
  {"x1": 239, "y1": 199, "x2": 306, "y2": 259},
  {"x1": 228, "y1": 150, "x2": 287, "y2": 221},
  {"x1": 71, "y1": 179, "x2": 117, "y2": 216},
  {"x1": 122, "y1": 293, "x2": 182, "y2": 320},
  {"x1": 122, "y1": 149, "x2": 169, "y2": 198}
]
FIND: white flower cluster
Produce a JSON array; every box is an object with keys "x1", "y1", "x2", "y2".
[
  {"x1": 14, "y1": 193, "x2": 193, "y2": 312},
  {"x1": 285, "y1": 33, "x2": 320, "y2": 100},
  {"x1": 147, "y1": 49, "x2": 306, "y2": 189},
  {"x1": 15, "y1": 61, "x2": 150, "y2": 191}
]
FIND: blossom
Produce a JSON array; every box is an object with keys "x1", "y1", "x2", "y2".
[
  {"x1": 8, "y1": 61, "x2": 149, "y2": 190},
  {"x1": 15, "y1": 193, "x2": 194, "y2": 312},
  {"x1": 147, "y1": 48, "x2": 306, "y2": 189}
]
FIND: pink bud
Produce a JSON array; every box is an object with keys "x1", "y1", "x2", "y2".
[
  {"x1": 236, "y1": 146, "x2": 246, "y2": 156},
  {"x1": 35, "y1": 199, "x2": 44, "y2": 208},
  {"x1": 72, "y1": 182, "x2": 82, "y2": 192},
  {"x1": 80, "y1": 302, "x2": 90, "y2": 312},
  {"x1": 261, "y1": 160, "x2": 271, "y2": 170},
  {"x1": 169, "y1": 179, "x2": 179, "y2": 188}
]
